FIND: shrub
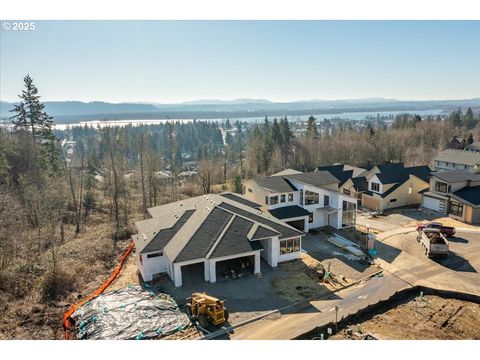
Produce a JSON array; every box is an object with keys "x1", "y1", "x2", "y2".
[{"x1": 41, "y1": 269, "x2": 76, "y2": 302}]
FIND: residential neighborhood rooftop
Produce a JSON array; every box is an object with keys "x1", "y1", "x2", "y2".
[
  {"x1": 451, "y1": 186, "x2": 480, "y2": 207},
  {"x1": 134, "y1": 193, "x2": 303, "y2": 261},
  {"x1": 435, "y1": 149, "x2": 480, "y2": 165},
  {"x1": 432, "y1": 169, "x2": 480, "y2": 183}
]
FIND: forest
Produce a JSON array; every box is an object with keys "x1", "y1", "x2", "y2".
[{"x1": 0, "y1": 75, "x2": 479, "y2": 339}]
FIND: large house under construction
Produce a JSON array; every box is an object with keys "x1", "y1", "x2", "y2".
[{"x1": 132, "y1": 193, "x2": 303, "y2": 287}]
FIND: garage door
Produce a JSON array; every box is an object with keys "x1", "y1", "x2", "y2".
[
  {"x1": 286, "y1": 219, "x2": 304, "y2": 231},
  {"x1": 422, "y1": 195, "x2": 445, "y2": 213}
]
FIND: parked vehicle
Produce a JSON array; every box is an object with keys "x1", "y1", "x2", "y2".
[
  {"x1": 416, "y1": 222, "x2": 456, "y2": 237},
  {"x1": 416, "y1": 228, "x2": 449, "y2": 259}
]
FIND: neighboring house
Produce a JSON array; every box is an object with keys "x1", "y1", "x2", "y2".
[
  {"x1": 132, "y1": 192, "x2": 303, "y2": 287},
  {"x1": 433, "y1": 149, "x2": 480, "y2": 173},
  {"x1": 445, "y1": 136, "x2": 464, "y2": 150},
  {"x1": 242, "y1": 170, "x2": 357, "y2": 231},
  {"x1": 317, "y1": 164, "x2": 369, "y2": 206},
  {"x1": 421, "y1": 169, "x2": 480, "y2": 224},
  {"x1": 361, "y1": 163, "x2": 431, "y2": 212},
  {"x1": 465, "y1": 141, "x2": 480, "y2": 152}
]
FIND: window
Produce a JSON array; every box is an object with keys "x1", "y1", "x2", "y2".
[
  {"x1": 324, "y1": 195, "x2": 330, "y2": 206},
  {"x1": 308, "y1": 213, "x2": 313, "y2": 223},
  {"x1": 305, "y1": 190, "x2": 319, "y2": 205},
  {"x1": 279, "y1": 238, "x2": 301, "y2": 255},
  {"x1": 270, "y1": 195, "x2": 279, "y2": 205},
  {"x1": 342, "y1": 201, "x2": 356, "y2": 227},
  {"x1": 288, "y1": 193, "x2": 294, "y2": 202},
  {"x1": 147, "y1": 252, "x2": 163, "y2": 258},
  {"x1": 435, "y1": 181, "x2": 448, "y2": 193},
  {"x1": 409, "y1": 183, "x2": 413, "y2": 194},
  {"x1": 390, "y1": 199, "x2": 397, "y2": 203},
  {"x1": 449, "y1": 202, "x2": 463, "y2": 217},
  {"x1": 343, "y1": 188, "x2": 351, "y2": 196},
  {"x1": 265, "y1": 196, "x2": 268, "y2": 205},
  {"x1": 300, "y1": 190, "x2": 304, "y2": 205},
  {"x1": 371, "y1": 182, "x2": 380, "y2": 192},
  {"x1": 248, "y1": 187, "x2": 252, "y2": 193},
  {"x1": 280, "y1": 194, "x2": 286, "y2": 203}
]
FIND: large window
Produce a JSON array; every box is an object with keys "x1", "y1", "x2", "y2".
[
  {"x1": 270, "y1": 195, "x2": 279, "y2": 205},
  {"x1": 305, "y1": 190, "x2": 319, "y2": 205},
  {"x1": 371, "y1": 182, "x2": 380, "y2": 192},
  {"x1": 434, "y1": 181, "x2": 448, "y2": 193},
  {"x1": 279, "y1": 238, "x2": 301, "y2": 255},
  {"x1": 449, "y1": 202, "x2": 463, "y2": 217},
  {"x1": 342, "y1": 201, "x2": 356, "y2": 227}
]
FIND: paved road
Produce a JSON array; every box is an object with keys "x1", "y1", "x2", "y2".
[
  {"x1": 229, "y1": 228, "x2": 480, "y2": 340},
  {"x1": 374, "y1": 229, "x2": 480, "y2": 296},
  {"x1": 231, "y1": 272, "x2": 410, "y2": 340}
]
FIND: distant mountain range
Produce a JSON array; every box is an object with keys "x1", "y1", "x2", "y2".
[{"x1": 1, "y1": 98, "x2": 480, "y2": 124}]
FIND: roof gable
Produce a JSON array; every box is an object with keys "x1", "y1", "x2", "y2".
[{"x1": 140, "y1": 210, "x2": 195, "y2": 254}]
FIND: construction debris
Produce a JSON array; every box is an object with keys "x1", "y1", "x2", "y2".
[{"x1": 70, "y1": 286, "x2": 190, "y2": 340}]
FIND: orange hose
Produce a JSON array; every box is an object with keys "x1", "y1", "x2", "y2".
[{"x1": 63, "y1": 241, "x2": 135, "y2": 339}]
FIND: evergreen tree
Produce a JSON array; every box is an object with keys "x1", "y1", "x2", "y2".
[
  {"x1": 10, "y1": 74, "x2": 61, "y2": 176},
  {"x1": 305, "y1": 116, "x2": 318, "y2": 138},
  {"x1": 464, "y1": 107, "x2": 476, "y2": 129},
  {"x1": 10, "y1": 74, "x2": 54, "y2": 143},
  {"x1": 467, "y1": 133, "x2": 474, "y2": 145}
]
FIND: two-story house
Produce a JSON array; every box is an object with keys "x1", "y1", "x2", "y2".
[
  {"x1": 421, "y1": 169, "x2": 480, "y2": 224},
  {"x1": 242, "y1": 170, "x2": 357, "y2": 231},
  {"x1": 316, "y1": 164, "x2": 369, "y2": 206},
  {"x1": 360, "y1": 163, "x2": 431, "y2": 212},
  {"x1": 433, "y1": 149, "x2": 480, "y2": 173}
]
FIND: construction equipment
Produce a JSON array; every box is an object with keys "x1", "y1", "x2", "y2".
[
  {"x1": 185, "y1": 293, "x2": 229, "y2": 328},
  {"x1": 417, "y1": 228, "x2": 449, "y2": 259}
]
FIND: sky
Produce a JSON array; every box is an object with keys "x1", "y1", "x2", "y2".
[{"x1": 1, "y1": 20, "x2": 479, "y2": 103}]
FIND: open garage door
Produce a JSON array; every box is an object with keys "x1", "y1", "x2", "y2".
[
  {"x1": 286, "y1": 219, "x2": 305, "y2": 231},
  {"x1": 215, "y1": 255, "x2": 255, "y2": 282}
]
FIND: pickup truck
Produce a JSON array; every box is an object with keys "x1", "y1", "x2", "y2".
[
  {"x1": 416, "y1": 222, "x2": 456, "y2": 237},
  {"x1": 416, "y1": 228, "x2": 449, "y2": 259}
]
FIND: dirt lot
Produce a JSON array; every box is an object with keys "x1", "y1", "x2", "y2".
[{"x1": 330, "y1": 294, "x2": 480, "y2": 340}]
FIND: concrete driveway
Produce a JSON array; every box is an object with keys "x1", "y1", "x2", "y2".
[{"x1": 374, "y1": 229, "x2": 480, "y2": 296}]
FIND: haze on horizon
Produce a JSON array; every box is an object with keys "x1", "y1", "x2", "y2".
[{"x1": 1, "y1": 20, "x2": 479, "y2": 103}]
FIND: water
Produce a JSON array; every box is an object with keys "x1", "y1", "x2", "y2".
[{"x1": 48, "y1": 108, "x2": 445, "y2": 130}]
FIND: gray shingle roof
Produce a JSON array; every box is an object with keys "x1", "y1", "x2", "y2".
[
  {"x1": 251, "y1": 226, "x2": 279, "y2": 240},
  {"x1": 284, "y1": 171, "x2": 339, "y2": 188},
  {"x1": 451, "y1": 186, "x2": 480, "y2": 207},
  {"x1": 432, "y1": 169, "x2": 480, "y2": 183},
  {"x1": 219, "y1": 202, "x2": 303, "y2": 240},
  {"x1": 140, "y1": 210, "x2": 195, "y2": 254},
  {"x1": 210, "y1": 216, "x2": 264, "y2": 258},
  {"x1": 269, "y1": 205, "x2": 311, "y2": 220},
  {"x1": 175, "y1": 207, "x2": 234, "y2": 262},
  {"x1": 220, "y1": 192, "x2": 261, "y2": 209},
  {"x1": 134, "y1": 192, "x2": 303, "y2": 264},
  {"x1": 435, "y1": 149, "x2": 480, "y2": 166},
  {"x1": 253, "y1": 176, "x2": 297, "y2": 193}
]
